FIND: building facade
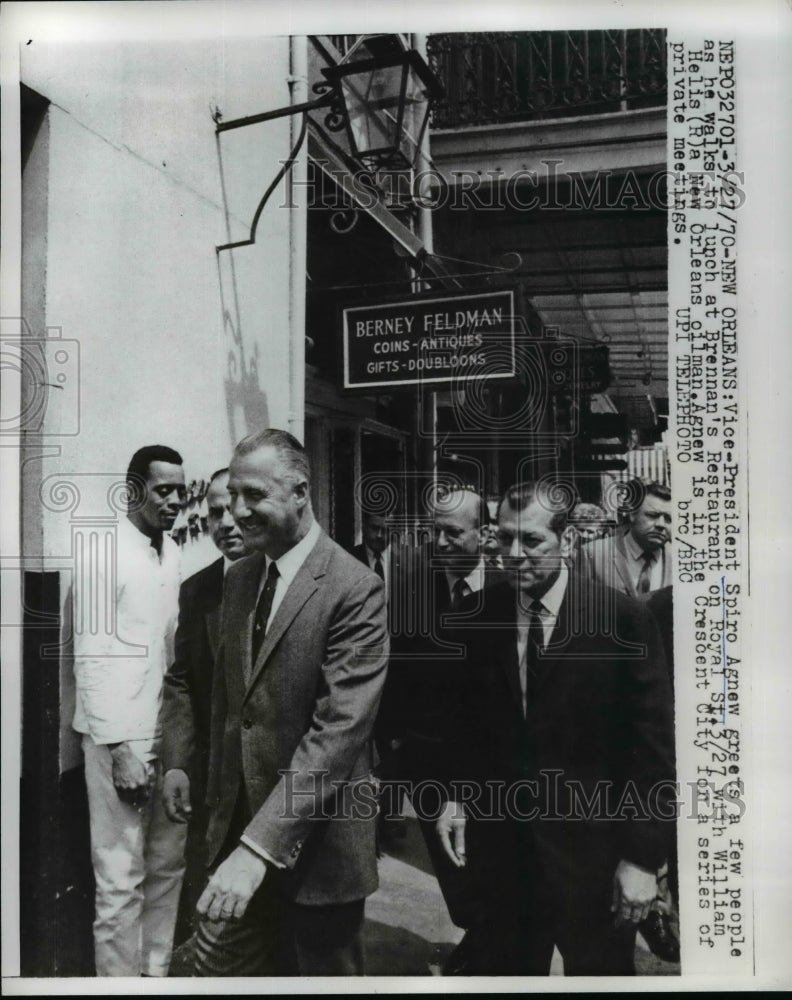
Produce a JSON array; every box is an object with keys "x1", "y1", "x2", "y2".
[{"x1": 8, "y1": 26, "x2": 667, "y2": 974}]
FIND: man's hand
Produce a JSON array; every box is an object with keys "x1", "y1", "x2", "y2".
[
  {"x1": 162, "y1": 768, "x2": 192, "y2": 823},
  {"x1": 435, "y1": 800, "x2": 467, "y2": 868},
  {"x1": 197, "y1": 845, "x2": 267, "y2": 923},
  {"x1": 109, "y1": 742, "x2": 151, "y2": 806},
  {"x1": 611, "y1": 859, "x2": 658, "y2": 927}
]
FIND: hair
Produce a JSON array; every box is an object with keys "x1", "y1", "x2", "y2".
[
  {"x1": 498, "y1": 481, "x2": 569, "y2": 537},
  {"x1": 233, "y1": 428, "x2": 310, "y2": 483},
  {"x1": 642, "y1": 481, "x2": 671, "y2": 503},
  {"x1": 570, "y1": 502, "x2": 607, "y2": 524},
  {"x1": 433, "y1": 487, "x2": 489, "y2": 530},
  {"x1": 362, "y1": 510, "x2": 390, "y2": 525},
  {"x1": 208, "y1": 467, "x2": 229, "y2": 487},
  {"x1": 126, "y1": 445, "x2": 183, "y2": 485}
]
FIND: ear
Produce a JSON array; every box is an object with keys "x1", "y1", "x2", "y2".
[
  {"x1": 293, "y1": 478, "x2": 309, "y2": 507},
  {"x1": 559, "y1": 525, "x2": 576, "y2": 560}
]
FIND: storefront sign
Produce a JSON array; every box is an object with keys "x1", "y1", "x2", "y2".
[{"x1": 342, "y1": 289, "x2": 516, "y2": 390}]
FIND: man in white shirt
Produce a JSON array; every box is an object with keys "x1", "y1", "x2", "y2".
[{"x1": 73, "y1": 444, "x2": 187, "y2": 976}]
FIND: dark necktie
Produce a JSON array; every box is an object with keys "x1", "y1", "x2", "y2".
[
  {"x1": 451, "y1": 577, "x2": 469, "y2": 611},
  {"x1": 520, "y1": 600, "x2": 544, "y2": 712},
  {"x1": 637, "y1": 553, "x2": 654, "y2": 595},
  {"x1": 373, "y1": 555, "x2": 384, "y2": 580},
  {"x1": 252, "y1": 560, "x2": 280, "y2": 663}
]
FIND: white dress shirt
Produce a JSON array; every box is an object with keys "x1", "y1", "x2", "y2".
[
  {"x1": 445, "y1": 555, "x2": 486, "y2": 603},
  {"x1": 73, "y1": 516, "x2": 181, "y2": 757},
  {"x1": 255, "y1": 518, "x2": 321, "y2": 630},
  {"x1": 364, "y1": 543, "x2": 389, "y2": 597}
]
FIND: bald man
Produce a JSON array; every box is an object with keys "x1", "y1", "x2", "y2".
[{"x1": 384, "y1": 488, "x2": 505, "y2": 969}]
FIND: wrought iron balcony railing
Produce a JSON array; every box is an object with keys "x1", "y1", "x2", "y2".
[{"x1": 426, "y1": 30, "x2": 666, "y2": 129}]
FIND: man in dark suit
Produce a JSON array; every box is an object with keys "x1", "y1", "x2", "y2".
[
  {"x1": 382, "y1": 488, "x2": 506, "y2": 958},
  {"x1": 436, "y1": 481, "x2": 675, "y2": 975},
  {"x1": 161, "y1": 468, "x2": 248, "y2": 930},
  {"x1": 161, "y1": 429, "x2": 388, "y2": 976},
  {"x1": 585, "y1": 480, "x2": 672, "y2": 597},
  {"x1": 392, "y1": 487, "x2": 505, "y2": 757},
  {"x1": 351, "y1": 511, "x2": 408, "y2": 845},
  {"x1": 584, "y1": 481, "x2": 677, "y2": 963},
  {"x1": 352, "y1": 512, "x2": 395, "y2": 585}
]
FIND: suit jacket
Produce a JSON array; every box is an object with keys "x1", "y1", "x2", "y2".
[
  {"x1": 350, "y1": 542, "x2": 408, "y2": 603},
  {"x1": 160, "y1": 556, "x2": 224, "y2": 797},
  {"x1": 382, "y1": 545, "x2": 507, "y2": 747},
  {"x1": 646, "y1": 584, "x2": 674, "y2": 689},
  {"x1": 446, "y1": 574, "x2": 675, "y2": 892},
  {"x1": 584, "y1": 527, "x2": 673, "y2": 598},
  {"x1": 164, "y1": 529, "x2": 388, "y2": 906}
]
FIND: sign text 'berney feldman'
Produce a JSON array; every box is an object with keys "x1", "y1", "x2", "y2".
[{"x1": 342, "y1": 289, "x2": 516, "y2": 390}]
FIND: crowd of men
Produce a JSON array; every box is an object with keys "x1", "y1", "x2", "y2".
[{"x1": 71, "y1": 430, "x2": 676, "y2": 978}]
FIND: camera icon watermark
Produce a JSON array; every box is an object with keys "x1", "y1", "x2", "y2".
[
  {"x1": 0, "y1": 317, "x2": 81, "y2": 437},
  {"x1": 418, "y1": 316, "x2": 582, "y2": 446}
]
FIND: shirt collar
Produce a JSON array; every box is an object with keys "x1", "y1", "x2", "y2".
[
  {"x1": 446, "y1": 556, "x2": 486, "y2": 596},
  {"x1": 624, "y1": 528, "x2": 654, "y2": 564},
  {"x1": 122, "y1": 514, "x2": 168, "y2": 559},
  {"x1": 518, "y1": 563, "x2": 569, "y2": 621},
  {"x1": 365, "y1": 544, "x2": 389, "y2": 568},
  {"x1": 265, "y1": 518, "x2": 321, "y2": 590}
]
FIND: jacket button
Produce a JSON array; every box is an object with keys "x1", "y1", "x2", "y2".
[{"x1": 242, "y1": 718, "x2": 253, "y2": 730}]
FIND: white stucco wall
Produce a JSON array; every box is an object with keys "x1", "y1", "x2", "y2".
[
  {"x1": 22, "y1": 35, "x2": 299, "y2": 510},
  {"x1": 19, "y1": 34, "x2": 305, "y2": 769}
]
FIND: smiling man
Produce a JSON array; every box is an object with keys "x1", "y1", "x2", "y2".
[
  {"x1": 163, "y1": 428, "x2": 388, "y2": 977},
  {"x1": 73, "y1": 444, "x2": 187, "y2": 977},
  {"x1": 435, "y1": 480, "x2": 675, "y2": 975}
]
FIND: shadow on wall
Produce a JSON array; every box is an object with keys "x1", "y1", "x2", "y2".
[{"x1": 214, "y1": 132, "x2": 271, "y2": 447}]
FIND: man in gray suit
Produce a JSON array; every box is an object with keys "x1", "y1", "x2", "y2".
[
  {"x1": 161, "y1": 429, "x2": 388, "y2": 976},
  {"x1": 585, "y1": 481, "x2": 672, "y2": 597}
]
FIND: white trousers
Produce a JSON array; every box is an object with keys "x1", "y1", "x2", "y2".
[{"x1": 83, "y1": 736, "x2": 187, "y2": 976}]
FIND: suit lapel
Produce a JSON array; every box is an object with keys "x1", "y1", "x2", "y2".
[
  {"x1": 501, "y1": 628, "x2": 524, "y2": 714},
  {"x1": 234, "y1": 552, "x2": 266, "y2": 687},
  {"x1": 531, "y1": 573, "x2": 592, "y2": 695},
  {"x1": 245, "y1": 532, "x2": 329, "y2": 695},
  {"x1": 613, "y1": 530, "x2": 637, "y2": 597},
  {"x1": 205, "y1": 604, "x2": 222, "y2": 659},
  {"x1": 482, "y1": 584, "x2": 524, "y2": 714},
  {"x1": 201, "y1": 558, "x2": 225, "y2": 659},
  {"x1": 661, "y1": 544, "x2": 673, "y2": 588}
]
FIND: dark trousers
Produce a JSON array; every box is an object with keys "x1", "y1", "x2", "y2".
[
  {"x1": 397, "y1": 734, "x2": 484, "y2": 930},
  {"x1": 193, "y1": 883, "x2": 365, "y2": 976},
  {"x1": 194, "y1": 789, "x2": 366, "y2": 976},
  {"x1": 461, "y1": 887, "x2": 637, "y2": 976},
  {"x1": 463, "y1": 820, "x2": 637, "y2": 976}
]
